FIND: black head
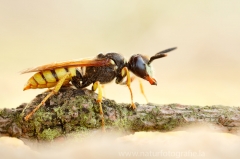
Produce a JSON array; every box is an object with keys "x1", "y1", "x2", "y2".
[{"x1": 128, "y1": 47, "x2": 177, "y2": 85}]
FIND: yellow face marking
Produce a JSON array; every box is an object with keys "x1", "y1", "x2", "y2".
[
  {"x1": 33, "y1": 73, "x2": 46, "y2": 84},
  {"x1": 43, "y1": 70, "x2": 57, "y2": 82},
  {"x1": 121, "y1": 68, "x2": 127, "y2": 77}
]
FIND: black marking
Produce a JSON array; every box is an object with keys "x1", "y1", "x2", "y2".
[
  {"x1": 76, "y1": 66, "x2": 86, "y2": 77},
  {"x1": 64, "y1": 67, "x2": 69, "y2": 73},
  {"x1": 71, "y1": 69, "x2": 83, "y2": 89},
  {"x1": 76, "y1": 69, "x2": 83, "y2": 79},
  {"x1": 32, "y1": 77, "x2": 38, "y2": 85},
  {"x1": 39, "y1": 72, "x2": 47, "y2": 82},
  {"x1": 51, "y1": 70, "x2": 59, "y2": 81}
]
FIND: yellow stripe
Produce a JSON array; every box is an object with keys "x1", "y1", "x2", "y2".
[
  {"x1": 68, "y1": 67, "x2": 76, "y2": 77},
  {"x1": 38, "y1": 84, "x2": 47, "y2": 88},
  {"x1": 29, "y1": 77, "x2": 38, "y2": 86},
  {"x1": 47, "y1": 82, "x2": 56, "y2": 88},
  {"x1": 23, "y1": 77, "x2": 37, "y2": 90},
  {"x1": 55, "y1": 68, "x2": 68, "y2": 79},
  {"x1": 55, "y1": 67, "x2": 75, "y2": 80},
  {"x1": 42, "y1": 70, "x2": 57, "y2": 82},
  {"x1": 33, "y1": 73, "x2": 46, "y2": 84}
]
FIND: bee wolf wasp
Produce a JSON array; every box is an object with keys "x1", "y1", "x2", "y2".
[{"x1": 22, "y1": 47, "x2": 177, "y2": 130}]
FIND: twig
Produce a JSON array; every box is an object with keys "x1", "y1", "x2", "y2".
[{"x1": 0, "y1": 88, "x2": 240, "y2": 140}]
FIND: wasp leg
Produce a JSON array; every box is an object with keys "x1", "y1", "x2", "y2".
[
  {"x1": 92, "y1": 81, "x2": 105, "y2": 131},
  {"x1": 138, "y1": 78, "x2": 149, "y2": 103},
  {"x1": 101, "y1": 84, "x2": 106, "y2": 97},
  {"x1": 21, "y1": 88, "x2": 53, "y2": 115},
  {"x1": 24, "y1": 72, "x2": 71, "y2": 121},
  {"x1": 121, "y1": 76, "x2": 148, "y2": 103},
  {"x1": 121, "y1": 67, "x2": 136, "y2": 109}
]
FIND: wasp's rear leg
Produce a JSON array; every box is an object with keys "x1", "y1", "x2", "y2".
[
  {"x1": 92, "y1": 81, "x2": 105, "y2": 131},
  {"x1": 101, "y1": 84, "x2": 106, "y2": 97},
  {"x1": 24, "y1": 72, "x2": 71, "y2": 121},
  {"x1": 138, "y1": 78, "x2": 149, "y2": 103},
  {"x1": 121, "y1": 67, "x2": 136, "y2": 109}
]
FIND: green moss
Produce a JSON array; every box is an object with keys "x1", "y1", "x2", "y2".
[
  {"x1": 33, "y1": 120, "x2": 41, "y2": 133},
  {"x1": 84, "y1": 117, "x2": 97, "y2": 128},
  {"x1": 162, "y1": 117, "x2": 183, "y2": 131},
  {"x1": 54, "y1": 106, "x2": 64, "y2": 117},
  {"x1": 6, "y1": 87, "x2": 234, "y2": 140},
  {"x1": 34, "y1": 108, "x2": 53, "y2": 121},
  {"x1": 38, "y1": 128, "x2": 62, "y2": 141},
  {"x1": 163, "y1": 119, "x2": 176, "y2": 130},
  {"x1": 112, "y1": 117, "x2": 131, "y2": 131},
  {"x1": 74, "y1": 126, "x2": 88, "y2": 132}
]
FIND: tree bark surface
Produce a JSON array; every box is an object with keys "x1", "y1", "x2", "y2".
[{"x1": 0, "y1": 88, "x2": 240, "y2": 140}]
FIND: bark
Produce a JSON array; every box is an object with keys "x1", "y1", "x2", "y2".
[{"x1": 0, "y1": 87, "x2": 240, "y2": 141}]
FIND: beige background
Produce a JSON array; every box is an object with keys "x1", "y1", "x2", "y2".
[{"x1": 1, "y1": 0, "x2": 240, "y2": 108}]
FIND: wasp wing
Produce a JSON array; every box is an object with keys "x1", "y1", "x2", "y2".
[{"x1": 21, "y1": 58, "x2": 112, "y2": 74}]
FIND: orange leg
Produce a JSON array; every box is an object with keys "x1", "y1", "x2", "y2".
[
  {"x1": 101, "y1": 84, "x2": 106, "y2": 97},
  {"x1": 125, "y1": 76, "x2": 148, "y2": 103},
  {"x1": 92, "y1": 81, "x2": 105, "y2": 131},
  {"x1": 24, "y1": 72, "x2": 71, "y2": 121},
  {"x1": 121, "y1": 67, "x2": 136, "y2": 109}
]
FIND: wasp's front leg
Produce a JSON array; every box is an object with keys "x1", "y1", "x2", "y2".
[
  {"x1": 121, "y1": 67, "x2": 136, "y2": 109},
  {"x1": 119, "y1": 75, "x2": 148, "y2": 104},
  {"x1": 138, "y1": 78, "x2": 148, "y2": 103}
]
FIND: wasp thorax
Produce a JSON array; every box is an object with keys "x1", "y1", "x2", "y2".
[{"x1": 128, "y1": 54, "x2": 157, "y2": 85}]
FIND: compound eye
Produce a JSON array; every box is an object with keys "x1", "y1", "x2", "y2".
[
  {"x1": 128, "y1": 55, "x2": 149, "y2": 78},
  {"x1": 135, "y1": 57, "x2": 147, "y2": 76}
]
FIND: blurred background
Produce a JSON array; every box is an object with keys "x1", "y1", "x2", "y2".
[{"x1": 1, "y1": 0, "x2": 240, "y2": 108}]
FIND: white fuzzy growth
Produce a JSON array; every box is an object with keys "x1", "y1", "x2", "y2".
[{"x1": 146, "y1": 64, "x2": 153, "y2": 77}]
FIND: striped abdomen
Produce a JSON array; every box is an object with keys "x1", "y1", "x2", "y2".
[{"x1": 23, "y1": 67, "x2": 77, "y2": 90}]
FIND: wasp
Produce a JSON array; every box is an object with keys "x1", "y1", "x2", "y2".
[{"x1": 22, "y1": 47, "x2": 177, "y2": 130}]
